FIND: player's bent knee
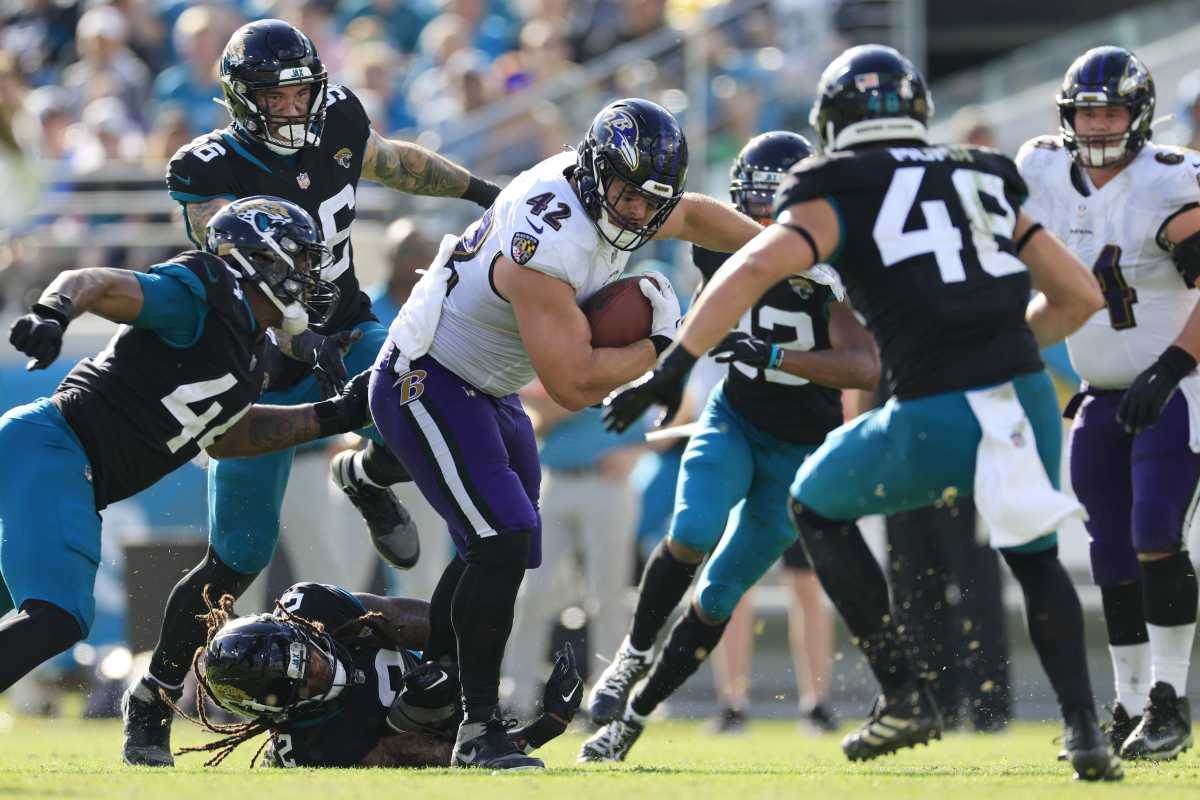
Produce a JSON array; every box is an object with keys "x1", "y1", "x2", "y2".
[
  {"x1": 695, "y1": 581, "x2": 743, "y2": 623},
  {"x1": 668, "y1": 513, "x2": 722, "y2": 556},
  {"x1": 465, "y1": 529, "x2": 531, "y2": 568},
  {"x1": 788, "y1": 497, "x2": 838, "y2": 533}
]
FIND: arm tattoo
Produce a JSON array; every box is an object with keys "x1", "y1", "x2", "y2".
[
  {"x1": 184, "y1": 198, "x2": 232, "y2": 247},
  {"x1": 364, "y1": 130, "x2": 470, "y2": 198},
  {"x1": 206, "y1": 405, "x2": 321, "y2": 458}
]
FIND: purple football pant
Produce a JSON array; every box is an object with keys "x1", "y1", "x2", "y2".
[
  {"x1": 368, "y1": 350, "x2": 542, "y2": 568},
  {"x1": 1069, "y1": 390, "x2": 1200, "y2": 586}
]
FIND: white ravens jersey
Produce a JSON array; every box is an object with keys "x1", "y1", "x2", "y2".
[
  {"x1": 424, "y1": 151, "x2": 632, "y2": 396},
  {"x1": 1016, "y1": 137, "x2": 1200, "y2": 388}
]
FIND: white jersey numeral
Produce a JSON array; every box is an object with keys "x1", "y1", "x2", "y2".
[
  {"x1": 161, "y1": 374, "x2": 250, "y2": 453},
  {"x1": 318, "y1": 184, "x2": 357, "y2": 281},
  {"x1": 734, "y1": 305, "x2": 816, "y2": 386}
]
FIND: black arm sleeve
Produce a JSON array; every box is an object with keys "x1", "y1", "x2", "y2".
[{"x1": 1172, "y1": 229, "x2": 1200, "y2": 287}]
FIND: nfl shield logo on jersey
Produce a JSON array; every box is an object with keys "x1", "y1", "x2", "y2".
[
  {"x1": 511, "y1": 232, "x2": 539, "y2": 265},
  {"x1": 297, "y1": 172, "x2": 311, "y2": 190}
]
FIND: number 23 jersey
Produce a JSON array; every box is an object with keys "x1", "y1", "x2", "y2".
[{"x1": 1017, "y1": 137, "x2": 1200, "y2": 388}]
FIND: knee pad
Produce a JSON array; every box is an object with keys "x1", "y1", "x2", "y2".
[{"x1": 465, "y1": 530, "x2": 531, "y2": 568}]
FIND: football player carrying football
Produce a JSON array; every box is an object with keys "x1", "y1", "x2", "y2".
[
  {"x1": 581, "y1": 131, "x2": 877, "y2": 762},
  {"x1": 1017, "y1": 46, "x2": 1200, "y2": 761},
  {"x1": 123, "y1": 18, "x2": 502, "y2": 767},
  {"x1": 176, "y1": 581, "x2": 581, "y2": 769},
  {"x1": 368, "y1": 98, "x2": 763, "y2": 768},
  {"x1": 603, "y1": 45, "x2": 1122, "y2": 781},
  {"x1": 0, "y1": 197, "x2": 369, "y2": 697}
]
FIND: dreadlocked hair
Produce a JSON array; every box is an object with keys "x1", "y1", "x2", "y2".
[{"x1": 169, "y1": 585, "x2": 394, "y2": 768}]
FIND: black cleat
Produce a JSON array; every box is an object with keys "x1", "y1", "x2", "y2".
[
  {"x1": 705, "y1": 706, "x2": 749, "y2": 735},
  {"x1": 1102, "y1": 702, "x2": 1141, "y2": 756},
  {"x1": 842, "y1": 684, "x2": 943, "y2": 762},
  {"x1": 578, "y1": 717, "x2": 645, "y2": 762},
  {"x1": 121, "y1": 681, "x2": 176, "y2": 767},
  {"x1": 588, "y1": 640, "x2": 653, "y2": 724},
  {"x1": 1121, "y1": 682, "x2": 1193, "y2": 761},
  {"x1": 1062, "y1": 708, "x2": 1123, "y2": 781},
  {"x1": 331, "y1": 450, "x2": 420, "y2": 569},
  {"x1": 452, "y1": 714, "x2": 544, "y2": 770}
]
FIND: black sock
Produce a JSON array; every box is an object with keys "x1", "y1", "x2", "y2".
[
  {"x1": 1001, "y1": 546, "x2": 1094, "y2": 714},
  {"x1": 360, "y1": 440, "x2": 411, "y2": 485},
  {"x1": 425, "y1": 556, "x2": 467, "y2": 665},
  {"x1": 454, "y1": 533, "x2": 529, "y2": 722},
  {"x1": 792, "y1": 502, "x2": 915, "y2": 694},
  {"x1": 147, "y1": 547, "x2": 257, "y2": 689},
  {"x1": 630, "y1": 605, "x2": 727, "y2": 717},
  {"x1": 628, "y1": 540, "x2": 700, "y2": 651},
  {"x1": 1141, "y1": 552, "x2": 1199, "y2": 627},
  {"x1": 1100, "y1": 580, "x2": 1149, "y2": 646},
  {"x1": 0, "y1": 600, "x2": 83, "y2": 693}
]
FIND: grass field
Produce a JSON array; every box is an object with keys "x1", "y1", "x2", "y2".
[{"x1": 0, "y1": 713, "x2": 1197, "y2": 800}]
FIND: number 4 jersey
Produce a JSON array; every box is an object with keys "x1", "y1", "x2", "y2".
[
  {"x1": 775, "y1": 145, "x2": 1042, "y2": 400},
  {"x1": 50, "y1": 251, "x2": 267, "y2": 509},
  {"x1": 1016, "y1": 136, "x2": 1200, "y2": 389}
]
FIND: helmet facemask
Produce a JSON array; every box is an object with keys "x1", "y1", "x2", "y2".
[
  {"x1": 590, "y1": 152, "x2": 681, "y2": 251},
  {"x1": 1059, "y1": 100, "x2": 1149, "y2": 169},
  {"x1": 223, "y1": 72, "x2": 328, "y2": 154}
]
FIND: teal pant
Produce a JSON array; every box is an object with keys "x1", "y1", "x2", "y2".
[
  {"x1": 208, "y1": 319, "x2": 387, "y2": 573},
  {"x1": 670, "y1": 382, "x2": 818, "y2": 621},
  {"x1": 0, "y1": 399, "x2": 100, "y2": 634},
  {"x1": 791, "y1": 370, "x2": 1061, "y2": 553}
]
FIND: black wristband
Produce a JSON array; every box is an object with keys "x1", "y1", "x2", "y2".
[
  {"x1": 313, "y1": 399, "x2": 344, "y2": 438},
  {"x1": 1015, "y1": 223, "x2": 1043, "y2": 255},
  {"x1": 658, "y1": 341, "x2": 698, "y2": 377},
  {"x1": 463, "y1": 175, "x2": 501, "y2": 209},
  {"x1": 1157, "y1": 345, "x2": 1198, "y2": 383},
  {"x1": 33, "y1": 293, "x2": 74, "y2": 328},
  {"x1": 650, "y1": 334, "x2": 673, "y2": 356}
]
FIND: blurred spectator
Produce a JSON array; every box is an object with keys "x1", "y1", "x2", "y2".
[
  {"x1": 60, "y1": 5, "x2": 151, "y2": 128},
  {"x1": 68, "y1": 97, "x2": 145, "y2": 175},
  {"x1": 143, "y1": 108, "x2": 194, "y2": 169},
  {"x1": 446, "y1": 0, "x2": 516, "y2": 59},
  {"x1": 0, "y1": 0, "x2": 78, "y2": 84},
  {"x1": 344, "y1": 41, "x2": 415, "y2": 135},
  {"x1": 1178, "y1": 70, "x2": 1200, "y2": 151},
  {"x1": 336, "y1": 0, "x2": 430, "y2": 54},
  {"x1": 576, "y1": 0, "x2": 667, "y2": 62},
  {"x1": 0, "y1": 50, "x2": 43, "y2": 237},
  {"x1": 366, "y1": 217, "x2": 439, "y2": 325},
  {"x1": 25, "y1": 86, "x2": 75, "y2": 162},
  {"x1": 152, "y1": 6, "x2": 240, "y2": 136},
  {"x1": 111, "y1": 0, "x2": 170, "y2": 74},
  {"x1": 948, "y1": 105, "x2": 997, "y2": 148},
  {"x1": 406, "y1": 13, "x2": 477, "y2": 129}
]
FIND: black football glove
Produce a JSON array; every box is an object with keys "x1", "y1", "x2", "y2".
[
  {"x1": 290, "y1": 329, "x2": 363, "y2": 399},
  {"x1": 1116, "y1": 345, "x2": 1197, "y2": 434},
  {"x1": 313, "y1": 369, "x2": 371, "y2": 437},
  {"x1": 9, "y1": 299, "x2": 73, "y2": 371},
  {"x1": 539, "y1": 642, "x2": 583, "y2": 723},
  {"x1": 602, "y1": 345, "x2": 698, "y2": 433},
  {"x1": 710, "y1": 331, "x2": 783, "y2": 370}
]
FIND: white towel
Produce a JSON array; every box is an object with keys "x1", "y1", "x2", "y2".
[
  {"x1": 965, "y1": 382, "x2": 1085, "y2": 550},
  {"x1": 385, "y1": 234, "x2": 458, "y2": 366},
  {"x1": 1176, "y1": 372, "x2": 1200, "y2": 454}
]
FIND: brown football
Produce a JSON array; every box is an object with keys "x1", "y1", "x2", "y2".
[{"x1": 580, "y1": 275, "x2": 657, "y2": 348}]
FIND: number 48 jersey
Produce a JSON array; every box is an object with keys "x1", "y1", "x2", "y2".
[
  {"x1": 1016, "y1": 137, "x2": 1200, "y2": 389},
  {"x1": 775, "y1": 145, "x2": 1042, "y2": 400}
]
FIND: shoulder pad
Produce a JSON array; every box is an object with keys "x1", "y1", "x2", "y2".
[
  {"x1": 774, "y1": 152, "x2": 862, "y2": 216},
  {"x1": 167, "y1": 134, "x2": 238, "y2": 199},
  {"x1": 276, "y1": 582, "x2": 367, "y2": 626}
]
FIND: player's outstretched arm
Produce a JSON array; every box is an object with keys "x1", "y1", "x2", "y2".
[
  {"x1": 494, "y1": 255, "x2": 657, "y2": 411},
  {"x1": 362, "y1": 129, "x2": 500, "y2": 207},
  {"x1": 1017, "y1": 211, "x2": 1104, "y2": 347},
  {"x1": 9, "y1": 268, "x2": 145, "y2": 369},
  {"x1": 351, "y1": 593, "x2": 431, "y2": 650},
  {"x1": 204, "y1": 371, "x2": 370, "y2": 458},
  {"x1": 182, "y1": 198, "x2": 233, "y2": 248},
  {"x1": 655, "y1": 192, "x2": 762, "y2": 252}
]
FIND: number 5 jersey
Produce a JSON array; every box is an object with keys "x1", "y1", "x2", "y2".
[{"x1": 1016, "y1": 136, "x2": 1200, "y2": 389}]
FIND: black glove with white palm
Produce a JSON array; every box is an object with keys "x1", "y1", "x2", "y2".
[
  {"x1": 639, "y1": 270, "x2": 681, "y2": 356},
  {"x1": 602, "y1": 342, "x2": 698, "y2": 433},
  {"x1": 711, "y1": 331, "x2": 783, "y2": 370}
]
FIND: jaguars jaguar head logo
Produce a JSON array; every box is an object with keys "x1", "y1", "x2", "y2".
[{"x1": 334, "y1": 147, "x2": 353, "y2": 168}]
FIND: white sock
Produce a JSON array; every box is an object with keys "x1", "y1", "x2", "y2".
[
  {"x1": 1110, "y1": 643, "x2": 1151, "y2": 711},
  {"x1": 625, "y1": 703, "x2": 649, "y2": 724},
  {"x1": 1147, "y1": 622, "x2": 1196, "y2": 694}
]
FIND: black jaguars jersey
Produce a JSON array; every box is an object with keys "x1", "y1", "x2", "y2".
[
  {"x1": 166, "y1": 84, "x2": 374, "y2": 368},
  {"x1": 263, "y1": 582, "x2": 421, "y2": 768},
  {"x1": 51, "y1": 252, "x2": 267, "y2": 510},
  {"x1": 693, "y1": 246, "x2": 841, "y2": 444},
  {"x1": 775, "y1": 145, "x2": 1043, "y2": 400}
]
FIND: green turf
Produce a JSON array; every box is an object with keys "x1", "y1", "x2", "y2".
[{"x1": 0, "y1": 712, "x2": 1195, "y2": 799}]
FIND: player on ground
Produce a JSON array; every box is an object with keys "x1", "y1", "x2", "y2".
[
  {"x1": 0, "y1": 197, "x2": 370, "y2": 695},
  {"x1": 603, "y1": 46, "x2": 1121, "y2": 781},
  {"x1": 174, "y1": 581, "x2": 581, "y2": 768},
  {"x1": 123, "y1": 19, "x2": 502, "y2": 767},
  {"x1": 1016, "y1": 46, "x2": 1200, "y2": 760},
  {"x1": 581, "y1": 131, "x2": 877, "y2": 761},
  {"x1": 368, "y1": 98, "x2": 763, "y2": 769}
]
